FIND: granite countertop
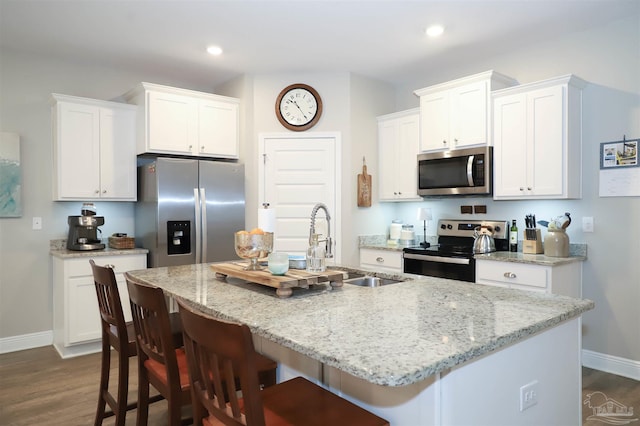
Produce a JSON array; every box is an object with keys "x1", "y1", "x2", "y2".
[
  {"x1": 125, "y1": 263, "x2": 594, "y2": 387},
  {"x1": 359, "y1": 235, "x2": 587, "y2": 265},
  {"x1": 474, "y1": 250, "x2": 586, "y2": 266},
  {"x1": 50, "y1": 247, "x2": 149, "y2": 258}
]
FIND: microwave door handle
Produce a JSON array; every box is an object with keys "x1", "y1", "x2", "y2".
[{"x1": 467, "y1": 155, "x2": 475, "y2": 186}]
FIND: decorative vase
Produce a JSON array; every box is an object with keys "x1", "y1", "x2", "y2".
[{"x1": 544, "y1": 229, "x2": 569, "y2": 257}]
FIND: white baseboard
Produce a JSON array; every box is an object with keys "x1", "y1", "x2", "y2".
[
  {"x1": 0, "y1": 330, "x2": 53, "y2": 354},
  {"x1": 582, "y1": 349, "x2": 640, "y2": 381}
]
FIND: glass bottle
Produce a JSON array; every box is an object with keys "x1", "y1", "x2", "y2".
[
  {"x1": 510, "y1": 219, "x2": 518, "y2": 252},
  {"x1": 306, "y1": 233, "x2": 326, "y2": 273}
]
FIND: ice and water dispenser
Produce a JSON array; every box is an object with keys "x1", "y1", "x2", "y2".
[{"x1": 167, "y1": 221, "x2": 191, "y2": 255}]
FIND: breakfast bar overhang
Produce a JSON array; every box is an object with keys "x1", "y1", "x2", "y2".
[{"x1": 125, "y1": 263, "x2": 594, "y2": 426}]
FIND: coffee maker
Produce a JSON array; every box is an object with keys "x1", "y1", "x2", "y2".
[{"x1": 66, "y1": 203, "x2": 105, "y2": 251}]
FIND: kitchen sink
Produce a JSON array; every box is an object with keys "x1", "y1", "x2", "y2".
[{"x1": 344, "y1": 276, "x2": 403, "y2": 287}]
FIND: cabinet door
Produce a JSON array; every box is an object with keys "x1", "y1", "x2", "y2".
[
  {"x1": 378, "y1": 119, "x2": 398, "y2": 201},
  {"x1": 198, "y1": 99, "x2": 239, "y2": 158},
  {"x1": 395, "y1": 114, "x2": 420, "y2": 199},
  {"x1": 451, "y1": 81, "x2": 488, "y2": 148},
  {"x1": 420, "y1": 91, "x2": 450, "y2": 151},
  {"x1": 55, "y1": 102, "x2": 101, "y2": 199},
  {"x1": 67, "y1": 275, "x2": 102, "y2": 344},
  {"x1": 147, "y1": 90, "x2": 198, "y2": 154},
  {"x1": 99, "y1": 107, "x2": 137, "y2": 200},
  {"x1": 528, "y1": 85, "x2": 564, "y2": 196},
  {"x1": 359, "y1": 248, "x2": 402, "y2": 272},
  {"x1": 493, "y1": 93, "x2": 528, "y2": 197}
]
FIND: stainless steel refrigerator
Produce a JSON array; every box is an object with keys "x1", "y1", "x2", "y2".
[{"x1": 135, "y1": 157, "x2": 245, "y2": 267}]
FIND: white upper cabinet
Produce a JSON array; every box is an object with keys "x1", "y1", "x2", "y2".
[
  {"x1": 124, "y1": 82, "x2": 239, "y2": 159},
  {"x1": 377, "y1": 108, "x2": 421, "y2": 201},
  {"x1": 51, "y1": 94, "x2": 137, "y2": 201},
  {"x1": 414, "y1": 71, "x2": 517, "y2": 152},
  {"x1": 492, "y1": 75, "x2": 586, "y2": 200}
]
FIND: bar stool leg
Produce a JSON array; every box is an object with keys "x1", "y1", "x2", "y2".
[
  {"x1": 114, "y1": 346, "x2": 129, "y2": 425},
  {"x1": 94, "y1": 334, "x2": 110, "y2": 426}
]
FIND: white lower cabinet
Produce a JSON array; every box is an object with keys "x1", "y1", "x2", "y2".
[
  {"x1": 52, "y1": 253, "x2": 146, "y2": 358},
  {"x1": 359, "y1": 248, "x2": 402, "y2": 273},
  {"x1": 475, "y1": 259, "x2": 582, "y2": 297}
]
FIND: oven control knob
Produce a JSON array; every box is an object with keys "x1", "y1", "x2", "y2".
[
  {"x1": 447, "y1": 224, "x2": 453, "y2": 229},
  {"x1": 440, "y1": 224, "x2": 446, "y2": 230},
  {"x1": 494, "y1": 226, "x2": 501, "y2": 232}
]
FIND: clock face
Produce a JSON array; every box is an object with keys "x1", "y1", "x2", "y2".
[{"x1": 276, "y1": 84, "x2": 322, "y2": 131}]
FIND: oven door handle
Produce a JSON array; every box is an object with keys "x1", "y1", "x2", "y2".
[
  {"x1": 403, "y1": 253, "x2": 471, "y2": 265},
  {"x1": 467, "y1": 155, "x2": 475, "y2": 187}
]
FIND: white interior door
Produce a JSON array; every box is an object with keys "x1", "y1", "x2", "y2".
[{"x1": 259, "y1": 133, "x2": 341, "y2": 263}]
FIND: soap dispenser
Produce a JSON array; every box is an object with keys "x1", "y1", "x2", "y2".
[{"x1": 306, "y1": 233, "x2": 326, "y2": 273}]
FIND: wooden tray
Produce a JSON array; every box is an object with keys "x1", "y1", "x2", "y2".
[{"x1": 210, "y1": 262, "x2": 345, "y2": 298}]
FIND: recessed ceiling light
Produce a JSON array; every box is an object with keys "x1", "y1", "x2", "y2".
[
  {"x1": 206, "y1": 45, "x2": 223, "y2": 56},
  {"x1": 426, "y1": 25, "x2": 444, "y2": 37}
]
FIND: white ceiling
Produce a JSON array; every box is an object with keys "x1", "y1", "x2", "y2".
[{"x1": 1, "y1": 0, "x2": 638, "y2": 89}]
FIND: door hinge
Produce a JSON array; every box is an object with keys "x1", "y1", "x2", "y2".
[{"x1": 262, "y1": 153, "x2": 267, "y2": 164}]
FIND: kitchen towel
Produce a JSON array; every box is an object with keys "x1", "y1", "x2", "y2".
[{"x1": 258, "y1": 206, "x2": 276, "y2": 233}]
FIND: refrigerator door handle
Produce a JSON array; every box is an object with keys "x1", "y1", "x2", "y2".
[
  {"x1": 200, "y1": 188, "x2": 207, "y2": 263},
  {"x1": 194, "y1": 188, "x2": 202, "y2": 263}
]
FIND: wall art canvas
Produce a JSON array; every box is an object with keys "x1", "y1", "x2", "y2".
[{"x1": 0, "y1": 132, "x2": 22, "y2": 217}]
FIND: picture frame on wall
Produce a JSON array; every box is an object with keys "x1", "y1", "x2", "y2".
[{"x1": 0, "y1": 132, "x2": 22, "y2": 217}]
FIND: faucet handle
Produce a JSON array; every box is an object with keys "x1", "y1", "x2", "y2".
[{"x1": 325, "y1": 237, "x2": 334, "y2": 258}]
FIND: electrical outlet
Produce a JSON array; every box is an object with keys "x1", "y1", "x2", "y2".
[
  {"x1": 32, "y1": 217, "x2": 42, "y2": 230},
  {"x1": 582, "y1": 216, "x2": 594, "y2": 233},
  {"x1": 520, "y1": 380, "x2": 539, "y2": 411}
]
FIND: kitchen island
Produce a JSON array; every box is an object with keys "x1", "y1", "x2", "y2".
[{"x1": 125, "y1": 263, "x2": 593, "y2": 425}]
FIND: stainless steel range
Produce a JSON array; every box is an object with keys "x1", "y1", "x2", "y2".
[{"x1": 403, "y1": 219, "x2": 509, "y2": 282}]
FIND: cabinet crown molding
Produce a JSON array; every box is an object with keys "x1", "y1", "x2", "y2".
[
  {"x1": 376, "y1": 107, "x2": 420, "y2": 122},
  {"x1": 413, "y1": 70, "x2": 518, "y2": 97},
  {"x1": 492, "y1": 74, "x2": 588, "y2": 97},
  {"x1": 50, "y1": 93, "x2": 137, "y2": 110},
  {"x1": 122, "y1": 82, "x2": 239, "y2": 104}
]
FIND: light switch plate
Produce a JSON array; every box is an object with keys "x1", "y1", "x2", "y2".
[
  {"x1": 32, "y1": 217, "x2": 42, "y2": 230},
  {"x1": 582, "y1": 217, "x2": 594, "y2": 233}
]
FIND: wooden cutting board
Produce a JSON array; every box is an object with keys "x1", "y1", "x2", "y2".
[
  {"x1": 210, "y1": 262, "x2": 346, "y2": 298},
  {"x1": 357, "y1": 159, "x2": 372, "y2": 207}
]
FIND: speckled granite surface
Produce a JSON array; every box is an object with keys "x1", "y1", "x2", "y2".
[
  {"x1": 475, "y1": 243, "x2": 587, "y2": 266},
  {"x1": 358, "y1": 234, "x2": 438, "y2": 252},
  {"x1": 125, "y1": 263, "x2": 594, "y2": 387},
  {"x1": 50, "y1": 239, "x2": 148, "y2": 258},
  {"x1": 360, "y1": 235, "x2": 587, "y2": 265}
]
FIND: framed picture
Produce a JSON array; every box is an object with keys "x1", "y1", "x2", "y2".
[
  {"x1": 0, "y1": 132, "x2": 22, "y2": 217},
  {"x1": 600, "y1": 138, "x2": 639, "y2": 169}
]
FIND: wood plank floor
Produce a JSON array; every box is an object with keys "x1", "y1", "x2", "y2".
[{"x1": 1, "y1": 345, "x2": 638, "y2": 425}]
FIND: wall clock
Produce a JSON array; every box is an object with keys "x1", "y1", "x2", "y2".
[{"x1": 275, "y1": 83, "x2": 322, "y2": 131}]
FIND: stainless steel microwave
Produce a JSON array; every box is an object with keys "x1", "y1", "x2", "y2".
[{"x1": 417, "y1": 146, "x2": 492, "y2": 196}]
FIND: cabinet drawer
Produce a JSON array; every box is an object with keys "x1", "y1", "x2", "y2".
[
  {"x1": 476, "y1": 261, "x2": 548, "y2": 289},
  {"x1": 66, "y1": 255, "x2": 146, "y2": 277},
  {"x1": 359, "y1": 249, "x2": 402, "y2": 270}
]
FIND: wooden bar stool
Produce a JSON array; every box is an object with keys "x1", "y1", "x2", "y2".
[
  {"x1": 176, "y1": 297, "x2": 390, "y2": 426},
  {"x1": 90, "y1": 260, "x2": 182, "y2": 426},
  {"x1": 126, "y1": 279, "x2": 278, "y2": 426},
  {"x1": 126, "y1": 278, "x2": 193, "y2": 426}
]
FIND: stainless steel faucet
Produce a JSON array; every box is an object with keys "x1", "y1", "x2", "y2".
[{"x1": 309, "y1": 203, "x2": 333, "y2": 258}]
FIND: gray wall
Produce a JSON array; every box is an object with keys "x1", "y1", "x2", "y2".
[{"x1": 0, "y1": 13, "x2": 638, "y2": 368}]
